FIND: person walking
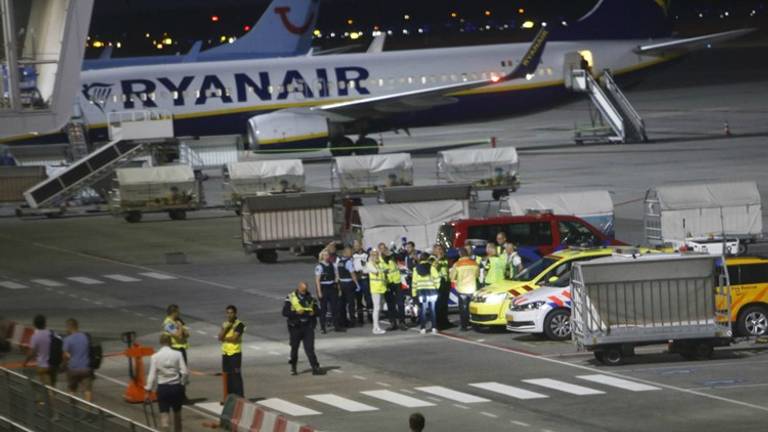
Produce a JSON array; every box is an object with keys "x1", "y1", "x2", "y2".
[
  {"x1": 282, "y1": 282, "x2": 324, "y2": 376},
  {"x1": 163, "y1": 305, "x2": 190, "y2": 365},
  {"x1": 336, "y1": 246, "x2": 358, "y2": 328},
  {"x1": 412, "y1": 253, "x2": 440, "y2": 334},
  {"x1": 218, "y1": 305, "x2": 245, "y2": 398},
  {"x1": 431, "y1": 245, "x2": 452, "y2": 330},
  {"x1": 450, "y1": 249, "x2": 479, "y2": 331},
  {"x1": 62, "y1": 318, "x2": 94, "y2": 402},
  {"x1": 145, "y1": 334, "x2": 188, "y2": 432},
  {"x1": 367, "y1": 250, "x2": 387, "y2": 335},
  {"x1": 384, "y1": 251, "x2": 407, "y2": 331},
  {"x1": 352, "y1": 240, "x2": 373, "y2": 324},
  {"x1": 23, "y1": 314, "x2": 59, "y2": 388},
  {"x1": 315, "y1": 250, "x2": 342, "y2": 333}
]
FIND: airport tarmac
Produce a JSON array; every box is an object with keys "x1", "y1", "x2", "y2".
[{"x1": 2, "y1": 42, "x2": 768, "y2": 431}]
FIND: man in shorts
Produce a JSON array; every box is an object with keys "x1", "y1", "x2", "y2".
[
  {"x1": 62, "y1": 318, "x2": 93, "y2": 402},
  {"x1": 23, "y1": 314, "x2": 58, "y2": 387}
]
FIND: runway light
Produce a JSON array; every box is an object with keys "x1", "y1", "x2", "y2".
[
  {"x1": 163, "y1": 37, "x2": 173, "y2": 45},
  {"x1": 349, "y1": 32, "x2": 360, "y2": 40},
  {"x1": 211, "y1": 15, "x2": 220, "y2": 22},
  {"x1": 522, "y1": 20, "x2": 535, "y2": 29}
]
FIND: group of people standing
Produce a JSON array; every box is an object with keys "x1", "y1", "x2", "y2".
[{"x1": 309, "y1": 231, "x2": 524, "y2": 335}]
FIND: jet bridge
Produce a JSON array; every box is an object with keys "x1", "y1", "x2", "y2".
[
  {"x1": 22, "y1": 110, "x2": 174, "y2": 209},
  {"x1": 569, "y1": 69, "x2": 647, "y2": 144}
]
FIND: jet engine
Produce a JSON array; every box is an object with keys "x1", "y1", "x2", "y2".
[{"x1": 247, "y1": 111, "x2": 330, "y2": 150}]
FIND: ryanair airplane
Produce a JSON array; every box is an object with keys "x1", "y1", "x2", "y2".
[{"x1": 3, "y1": 0, "x2": 753, "y2": 154}]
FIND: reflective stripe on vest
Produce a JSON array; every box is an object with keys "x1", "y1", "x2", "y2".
[
  {"x1": 221, "y1": 319, "x2": 244, "y2": 356},
  {"x1": 412, "y1": 272, "x2": 437, "y2": 291},
  {"x1": 163, "y1": 317, "x2": 189, "y2": 350}
]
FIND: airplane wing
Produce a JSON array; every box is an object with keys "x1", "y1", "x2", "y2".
[
  {"x1": 308, "y1": 28, "x2": 549, "y2": 122},
  {"x1": 366, "y1": 34, "x2": 386, "y2": 53},
  {"x1": 635, "y1": 28, "x2": 755, "y2": 55}
]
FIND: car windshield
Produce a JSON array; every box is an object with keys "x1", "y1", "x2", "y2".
[{"x1": 512, "y1": 257, "x2": 559, "y2": 282}]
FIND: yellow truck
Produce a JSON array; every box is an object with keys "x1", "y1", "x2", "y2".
[{"x1": 722, "y1": 256, "x2": 768, "y2": 337}]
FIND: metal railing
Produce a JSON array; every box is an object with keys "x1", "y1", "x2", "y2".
[{"x1": 0, "y1": 367, "x2": 156, "y2": 432}]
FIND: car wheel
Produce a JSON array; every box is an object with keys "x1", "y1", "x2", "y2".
[
  {"x1": 256, "y1": 249, "x2": 278, "y2": 263},
  {"x1": 543, "y1": 309, "x2": 572, "y2": 341},
  {"x1": 737, "y1": 305, "x2": 768, "y2": 337},
  {"x1": 736, "y1": 242, "x2": 748, "y2": 256}
]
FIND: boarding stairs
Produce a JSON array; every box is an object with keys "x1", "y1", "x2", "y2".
[
  {"x1": 23, "y1": 110, "x2": 174, "y2": 209},
  {"x1": 570, "y1": 69, "x2": 647, "y2": 144}
]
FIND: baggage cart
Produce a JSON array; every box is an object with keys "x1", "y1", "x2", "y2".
[
  {"x1": 437, "y1": 147, "x2": 519, "y2": 200},
  {"x1": 571, "y1": 254, "x2": 732, "y2": 365},
  {"x1": 223, "y1": 159, "x2": 305, "y2": 212}
]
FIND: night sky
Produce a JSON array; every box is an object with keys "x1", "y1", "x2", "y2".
[{"x1": 86, "y1": 0, "x2": 767, "y2": 58}]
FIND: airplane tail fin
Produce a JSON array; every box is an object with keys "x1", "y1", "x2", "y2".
[
  {"x1": 199, "y1": 0, "x2": 319, "y2": 59},
  {"x1": 564, "y1": 0, "x2": 672, "y2": 39}
]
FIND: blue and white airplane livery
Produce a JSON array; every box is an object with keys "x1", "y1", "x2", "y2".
[
  {"x1": 82, "y1": 0, "x2": 320, "y2": 70},
  {"x1": 4, "y1": 0, "x2": 753, "y2": 153}
]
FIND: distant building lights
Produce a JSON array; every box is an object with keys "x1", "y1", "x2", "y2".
[
  {"x1": 211, "y1": 15, "x2": 220, "y2": 22},
  {"x1": 450, "y1": 12, "x2": 458, "y2": 18},
  {"x1": 349, "y1": 32, "x2": 360, "y2": 40},
  {"x1": 92, "y1": 40, "x2": 104, "y2": 48},
  {"x1": 484, "y1": 10, "x2": 491, "y2": 17},
  {"x1": 347, "y1": 19, "x2": 354, "y2": 25},
  {"x1": 522, "y1": 20, "x2": 535, "y2": 29},
  {"x1": 163, "y1": 37, "x2": 172, "y2": 45},
  {"x1": 404, "y1": 14, "x2": 410, "y2": 20},
  {"x1": 228, "y1": 36, "x2": 236, "y2": 43},
  {"x1": 518, "y1": 8, "x2": 525, "y2": 14},
  {"x1": 156, "y1": 43, "x2": 163, "y2": 49}
]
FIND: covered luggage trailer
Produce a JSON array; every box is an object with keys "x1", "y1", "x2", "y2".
[
  {"x1": 505, "y1": 190, "x2": 615, "y2": 238},
  {"x1": 111, "y1": 165, "x2": 203, "y2": 223}
]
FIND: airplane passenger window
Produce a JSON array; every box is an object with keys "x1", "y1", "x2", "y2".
[
  {"x1": 430, "y1": 75, "x2": 437, "y2": 83},
  {"x1": 149, "y1": 92, "x2": 156, "y2": 101},
  {"x1": 420, "y1": 76, "x2": 427, "y2": 85},
  {"x1": 399, "y1": 77, "x2": 406, "y2": 84},
  {"x1": 470, "y1": 73, "x2": 478, "y2": 80},
  {"x1": 349, "y1": 80, "x2": 356, "y2": 89},
  {"x1": 407, "y1": 77, "x2": 414, "y2": 84},
  {"x1": 441, "y1": 75, "x2": 448, "y2": 83},
  {"x1": 172, "y1": 91, "x2": 179, "y2": 100},
  {"x1": 481, "y1": 72, "x2": 488, "y2": 80},
  {"x1": 140, "y1": 93, "x2": 147, "y2": 101},
  {"x1": 378, "y1": 78, "x2": 384, "y2": 87},
  {"x1": 450, "y1": 74, "x2": 458, "y2": 82},
  {"x1": 268, "y1": 85, "x2": 274, "y2": 94},
  {"x1": 338, "y1": 81, "x2": 346, "y2": 90},
  {"x1": 112, "y1": 95, "x2": 118, "y2": 103},
  {"x1": 461, "y1": 73, "x2": 468, "y2": 82}
]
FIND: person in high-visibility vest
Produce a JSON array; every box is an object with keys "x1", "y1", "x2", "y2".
[
  {"x1": 504, "y1": 242, "x2": 523, "y2": 279},
  {"x1": 217, "y1": 305, "x2": 245, "y2": 397},
  {"x1": 282, "y1": 281, "x2": 324, "y2": 376},
  {"x1": 384, "y1": 251, "x2": 407, "y2": 331},
  {"x1": 484, "y1": 242, "x2": 506, "y2": 286},
  {"x1": 163, "y1": 304, "x2": 190, "y2": 365},
  {"x1": 366, "y1": 249, "x2": 387, "y2": 335},
  {"x1": 431, "y1": 244, "x2": 452, "y2": 330},
  {"x1": 450, "y1": 248, "x2": 479, "y2": 331},
  {"x1": 412, "y1": 253, "x2": 440, "y2": 334}
]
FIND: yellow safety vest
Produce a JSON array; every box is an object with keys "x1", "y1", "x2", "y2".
[
  {"x1": 451, "y1": 258, "x2": 479, "y2": 295},
  {"x1": 485, "y1": 255, "x2": 506, "y2": 285},
  {"x1": 221, "y1": 319, "x2": 244, "y2": 356},
  {"x1": 412, "y1": 266, "x2": 438, "y2": 296},
  {"x1": 369, "y1": 263, "x2": 387, "y2": 294},
  {"x1": 289, "y1": 292, "x2": 316, "y2": 314},
  {"x1": 433, "y1": 257, "x2": 449, "y2": 282},
  {"x1": 386, "y1": 259, "x2": 400, "y2": 285},
  {"x1": 163, "y1": 316, "x2": 189, "y2": 350}
]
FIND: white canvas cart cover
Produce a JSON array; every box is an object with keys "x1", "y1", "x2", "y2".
[
  {"x1": 332, "y1": 153, "x2": 413, "y2": 190},
  {"x1": 226, "y1": 160, "x2": 304, "y2": 194},
  {"x1": 438, "y1": 147, "x2": 518, "y2": 184},
  {"x1": 357, "y1": 200, "x2": 468, "y2": 250},
  {"x1": 506, "y1": 190, "x2": 614, "y2": 236},
  {"x1": 116, "y1": 165, "x2": 197, "y2": 204},
  {"x1": 653, "y1": 181, "x2": 762, "y2": 240}
]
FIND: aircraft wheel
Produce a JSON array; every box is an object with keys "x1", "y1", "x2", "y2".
[
  {"x1": 330, "y1": 137, "x2": 354, "y2": 157},
  {"x1": 355, "y1": 137, "x2": 379, "y2": 155}
]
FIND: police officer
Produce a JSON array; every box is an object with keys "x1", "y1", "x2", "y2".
[
  {"x1": 315, "y1": 250, "x2": 343, "y2": 334},
  {"x1": 218, "y1": 305, "x2": 245, "y2": 397},
  {"x1": 163, "y1": 304, "x2": 190, "y2": 365},
  {"x1": 431, "y1": 244, "x2": 452, "y2": 330},
  {"x1": 336, "y1": 246, "x2": 358, "y2": 327},
  {"x1": 352, "y1": 240, "x2": 373, "y2": 324},
  {"x1": 283, "y1": 282, "x2": 324, "y2": 376}
]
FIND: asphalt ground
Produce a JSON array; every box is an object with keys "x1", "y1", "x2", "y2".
[{"x1": 2, "y1": 41, "x2": 768, "y2": 431}]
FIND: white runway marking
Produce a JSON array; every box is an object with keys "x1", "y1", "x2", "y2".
[
  {"x1": 139, "y1": 272, "x2": 177, "y2": 280},
  {"x1": 469, "y1": 382, "x2": 548, "y2": 400},
  {"x1": 375, "y1": 381, "x2": 391, "y2": 387},
  {"x1": 415, "y1": 386, "x2": 490, "y2": 403},
  {"x1": 31, "y1": 279, "x2": 64, "y2": 287},
  {"x1": 306, "y1": 394, "x2": 378, "y2": 412},
  {"x1": 0, "y1": 281, "x2": 27, "y2": 289},
  {"x1": 361, "y1": 390, "x2": 435, "y2": 408},
  {"x1": 67, "y1": 277, "x2": 102, "y2": 285},
  {"x1": 576, "y1": 374, "x2": 661, "y2": 392},
  {"x1": 480, "y1": 412, "x2": 498, "y2": 419},
  {"x1": 352, "y1": 375, "x2": 367, "y2": 381},
  {"x1": 512, "y1": 420, "x2": 530, "y2": 427},
  {"x1": 196, "y1": 330, "x2": 207, "y2": 335},
  {"x1": 454, "y1": 404, "x2": 470, "y2": 410},
  {"x1": 103, "y1": 274, "x2": 140, "y2": 282},
  {"x1": 522, "y1": 379, "x2": 605, "y2": 396},
  {"x1": 257, "y1": 398, "x2": 321, "y2": 416}
]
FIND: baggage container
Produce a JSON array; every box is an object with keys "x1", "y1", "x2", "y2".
[{"x1": 111, "y1": 165, "x2": 203, "y2": 223}]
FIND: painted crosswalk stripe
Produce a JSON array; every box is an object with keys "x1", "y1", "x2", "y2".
[
  {"x1": 103, "y1": 274, "x2": 141, "y2": 282},
  {"x1": 576, "y1": 374, "x2": 661, "y2": 392},
  {"x1": 139, "y1": 272, "x2": 177, "y2": 280},
  {"x1": 67, "y1": 277, "x2": 103, "y2": 285},
  {"x1": 0, "y1": 281, "x2": 28, "y2": 290},
  {"x1": 523, "y1": 378, "x2": 605, "y2": 395},
  {"x1": 257, "y1": 398, "x2": 321, "y2": 416},
  {"x1": 415, "y1": 386, "x2": 490, "y2": 403},
  {"x1": 469, "y1": 382, "x2": 548, "y2": 400},
  {"x1": 306, "y1": 394, "x2": 379, "y2": 412},
  {"x1": 361, "y1": 390, "x2": 435, "y2": 408},
  {"x1": 31, "y1": 279, "x2": 64, "y2": 287}
]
